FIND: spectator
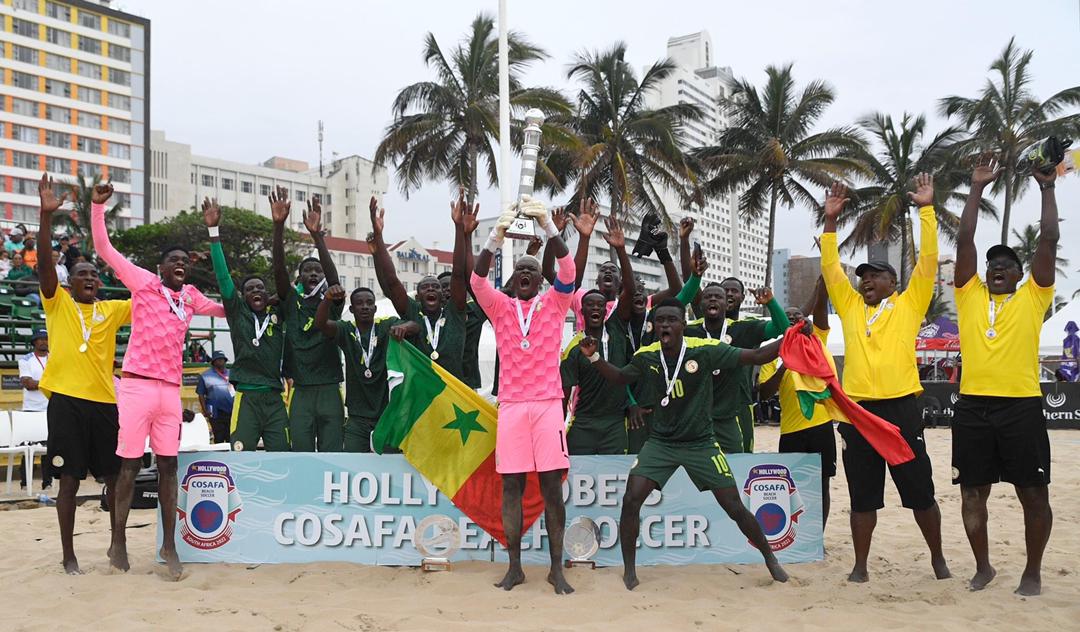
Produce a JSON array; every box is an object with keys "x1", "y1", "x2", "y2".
[
  {"x1": 196, "y1": 351, "x2": 235, "y2": 443},
  {"x1": 17, "y1": 329, "x2": 51, "y2": 489},
  {"x1": 5, "y1": 227, "x2": 26, "y2": 254},
  {"x1": 52, "y1": 250, "x2": 69, "y2": 285},
  {"x1": 22, "y1": 237, "x2": 38, "y2": 269},
  {"x1": 0, "y1": 251, "x2": 11, "y2": 277},
  {"x1": 7, "y1": 252, "x2": 33, "y2": 281},
  {"x1": 54, "y1": 235, "x2": 82, "y2": 272}
]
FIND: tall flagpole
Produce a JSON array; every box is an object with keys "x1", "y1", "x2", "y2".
[{"x1": 497, "y1": 0, "x2": 513, "y2": 280}]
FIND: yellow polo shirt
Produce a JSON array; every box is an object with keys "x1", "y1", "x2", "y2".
[
  {"x1": 759, "y1": 325, "x2": 842, "y2": 434},
  {"x1": 956, "y1": 275, "x2": 1053, "y2": 397},
  {"x1": 39, "y1": 289, "x2": 132, "y2": 403},
  {"x1": 821, "y1": 205, "x2": 938, "y2": 401}
]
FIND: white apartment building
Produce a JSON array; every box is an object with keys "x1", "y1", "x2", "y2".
[
  {"x1": 643, "y1": 31, "x2": 769, "y2": 290},
  {"x1": 1, "y1": 0, "x2": 149, "y2": 228},
  {"x1": 148, "y1": 129, "x2": 388, "y2": 240}
]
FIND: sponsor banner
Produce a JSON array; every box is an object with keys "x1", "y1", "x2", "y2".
[
  {"x1": 918, "y1": 382, "x2": 1080, "y2": 429},
  {"x1": 167, "y1": 452, "x2": 823, "y2": 566}
]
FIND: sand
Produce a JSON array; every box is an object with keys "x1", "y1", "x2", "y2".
[{"x1": 2, "y1": 426, "x2": 1078, "y2": 631}]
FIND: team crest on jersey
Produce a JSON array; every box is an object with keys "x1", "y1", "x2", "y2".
[
  {"x1": 685, "y1": 360, "x2": 699, "y2": 374},
  {"x1": 178, "y1": 460, "x2": 243, "y2": 550},
  {"x1": 742, "y1": 464, "x2": 805, "y2": 552}
]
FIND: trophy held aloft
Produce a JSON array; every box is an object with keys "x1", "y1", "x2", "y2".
[{"x1": 505, "y1": 108, "x2": 546, "y2": 240}]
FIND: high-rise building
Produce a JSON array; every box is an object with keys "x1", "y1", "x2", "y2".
[
  {"x1": 772, "y1": 248, "x2": 790, "y2": 307},
  {"x1": 644, "y1": 31, "x2": 770, "y2": 290},
  {"x1": 1, "y1": 0, "x2": 149, "y2": 227},
  {"x1": 149, "y1": 129, "x2": 388, "y2": 240}
]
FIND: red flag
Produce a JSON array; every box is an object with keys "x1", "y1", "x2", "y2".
[{"x1": 779, "y1": 324, "x2": 915, "y2": 465}]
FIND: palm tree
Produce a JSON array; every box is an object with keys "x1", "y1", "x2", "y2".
[
  {"x1": 939, "y1": 37, "x2": 1080, "y2": 244},
  {"x1": 53, "y1": 174, "x2": 122, "y2": 258},
  {"x1": 831, "y1": 112, "x2": 997, "y2": 288},
  {"x1": 1011, "y1": 222, "x2": 1069, "y2": 277},
  {"x1": 374, "y1": 14, "x2": 572, "y2": 208},
  {"x1": 924, "y1": 287, "x2": 955, "y2": 325},
  {"x1": 691, "y1": 64, "x2": 865, "y2": 285},
  {"x1": 557, "y1": 42, "x2": 703, "y2": 222}
]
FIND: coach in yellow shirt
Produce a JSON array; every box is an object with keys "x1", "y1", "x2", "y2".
[
  {"x1": 952, "y1": 156, "x2": 1058, "y2": 597},
  {"x1": 821, "y1": 177, "x2": 949, "y2": 585},
  {"x1": 759, "y1": 277, "x2": 841, "y2": 532},
  {"x1": 35, "y1": 173, "x2": 132, "y2": 575}
]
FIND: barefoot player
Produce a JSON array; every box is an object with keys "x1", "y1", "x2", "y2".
[
  {"x1": 36, "y1": 173, "x2": 131, "y2": 574},
  {"x1": 581, "y1": 298, "x2": 792, "y2": 590},
  {"x1": 470, "y1": 195, "x2": 576, "y2": 594},
  {"x1": 821, "y1": 178, "x2": 950, "y2": 583},
  {"x1": 952, "y1": 155, "x2": 1058, "y2": 595},
  {"x1": 92, "y1": 181, "x2": 225, "y2": 579}
]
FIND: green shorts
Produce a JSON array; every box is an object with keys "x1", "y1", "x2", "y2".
[
  {"x1": 736, "y1": 404, "x2": 755, "y2": 453},
  {"x1": 288, "y1": 383, "x2": 344, "y2": 452},
  {"x1": 711, "y1": 416, "x2": 744, "y2": 454},
  {"x1": 630, "y1": 439, "x2": 736, "y2": 492},
  {"x1": 230, "y1": 390, "x2": 290, "y2": 452},
  {"x1": 567, "y1": 415, "x2": 627, "y2": 455}
]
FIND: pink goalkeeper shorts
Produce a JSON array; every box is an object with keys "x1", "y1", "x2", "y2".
[
  {"x1": 495, "y1": 399, "x2": 569, "y2": 474},
  {"x1": 115, "y1": 376, "x2": 183, "y2": 458}
]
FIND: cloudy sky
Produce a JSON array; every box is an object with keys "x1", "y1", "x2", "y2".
[{"x1": 118, "y1": 0, "x2": 1080, "y2": 297}]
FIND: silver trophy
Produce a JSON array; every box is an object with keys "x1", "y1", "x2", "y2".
[
  {"x1": 504, "y1": 108, "x2": 545, "y2": 240},
  {"x1": 415, "y1": 514, "x2": 462, "y2": 572},
  {"x1": 563, "y1": 516, "x2": 601, "y2": 569}
]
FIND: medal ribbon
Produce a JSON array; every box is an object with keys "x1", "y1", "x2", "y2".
[
  {"x1": 77, "y1": 302, "x2": 100, "y2": 349},
  {"x1": 160, "y1": 285, "x2": 188, "y2": 321},
  {"x1": 252, "y1": 311, "x2": 272, "y2": 343},
  {"x1": 515, "y1": 297, "x2": 540, "y2": 342},
  {"x1": 987, "y1": 292, "x2": 1017, "y2": 332},
  {"x1": 658, "y1": 339, "x2": 688, "y2": 403},
  {"x1": 354, "y1": 324, "x2": 377, "y2": 366},
  {"x1": 424, "y1": 309, "x2": 445, "y2": 351},
  {"x1": 863, "y1": 295, "x2": 892, "y2": 336}
]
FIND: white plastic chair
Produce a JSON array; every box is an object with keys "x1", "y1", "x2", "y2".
[
  {"x1": 10, "y1": 410, "x2": 48, "y2": 497},
  {"x1": 1, "y1": 411, "x2": 28, "y2": 495},
  {"x1": 179, "y1": 413, "x2": 231, "y2": 452}
]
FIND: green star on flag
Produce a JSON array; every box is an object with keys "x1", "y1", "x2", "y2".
[{"x1": 443, "y1": 404, "x2": 486, "y2": 445}]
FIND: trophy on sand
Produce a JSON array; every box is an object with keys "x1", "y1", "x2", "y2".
[
  {"x1": 504, "y1": 108, "x2": 546, "y2": 240},
  {"x1": 563, "y1": 516, "x2": 601, "y2": 569},
  {"x1": 415, "y1": 514, "x2": 461, "y2": 572}
]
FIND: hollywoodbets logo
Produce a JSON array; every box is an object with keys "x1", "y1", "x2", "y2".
[
  {"x1": 742, "y1": 464, "x2": 805, "y2": 552},
  {"x1": 178, "y1": 461, "x2": 243, "y2": 550}
]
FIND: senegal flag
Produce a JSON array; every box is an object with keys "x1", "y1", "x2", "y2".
[
  {"x1": 373, "y1": 339, "x2": 546, "y2": 546},
  {"x1": 779, "y1": 323, "x2": 915, "y2": 466}
]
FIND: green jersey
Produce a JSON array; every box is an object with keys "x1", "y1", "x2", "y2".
[
  {"x1": 334, "y1": 316, "x2": 405, "y2": 420},
  {"x1": 562, "y1": 317, "x2": 631, "y2": 420},
  {"x1": 405, "y1": 297, "x2": 466, "y2": 382},
  {"x1": 623, "y1": 338, "x2": 740, "y2": 444},
  {"x1": 462, "y1": 300, "x2": 487, "y2": 389},
  {"x1": 281, "y1": 290, "x2": 344, "y2": 386}
]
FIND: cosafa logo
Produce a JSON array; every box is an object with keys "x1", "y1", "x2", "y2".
[
  {"x1": 742, "y1": 464, "x2": 805, "y2": 552},
  {"x1": 178, "y1": 461, "x2": 243, "y2": 550}
]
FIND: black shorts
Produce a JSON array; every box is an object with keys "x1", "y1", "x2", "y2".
[
  {"x1": 951, "y1": 395, "x2": 1050, "y2": 488},
  {"x1": 779, "y1": 422, "x2": 837, "y2": 478},
  {"x1": 45, "y1": 393, "x2": 121, "y2": 480},
  {"x1": 837, "y1": 396, "x2": 935, "y2": 512}
]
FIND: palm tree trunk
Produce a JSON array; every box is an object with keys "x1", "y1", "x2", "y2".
[
  {"x1": 764, "y1": 186, "x2": 778, "y2": 293},
  {"x1": 467, "y1": 142, "x2": 479, "y2": 209},
  {"x1": 1000, "y1": 167, "x2": 1013, "y2": 245}
]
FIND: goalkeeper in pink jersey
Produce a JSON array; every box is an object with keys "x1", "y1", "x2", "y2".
[
  {"x1": 91, "y1": 181, "x2": 225, "y2": 580},
  {"x1": 469, "y1": 195, "x2": 576, "y2": 595}
]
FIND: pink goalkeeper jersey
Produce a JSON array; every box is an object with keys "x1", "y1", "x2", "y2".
[
  {"x1": 470, "y1": 254, "x2": 575, "y2": 402},
  {"x1": 92, "y1": 202, "x2": 225, "y2": 385}
]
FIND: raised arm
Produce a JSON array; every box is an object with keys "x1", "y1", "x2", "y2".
[
  {"x1": 89, "y1": 180, "x2": 151, "y2": 288},
  {"x1": 315, "y1": 284, "x2": 345, "y2": 339},
  {"x1": 820, "y1": 182, "x2": 858, "y2": 311},
  {"x1": 955, "y1": 155, "x2": 1001, "y2": 288},
  {"x1": 904, "y1": 173, "x2": 939, "y2": 311},
  {"x1": 36, "y1": 172, "x2": 69, "y2": 299},
  {"x1": 1030, "y1": 167, "x2": 1060, "y2": 288},
  {"x1": 603, "y1": 215, "x2": 636, "y2": 321},
  {"x1": 304, "y1": 196, "x2": 340, "y2": 288},
  {"x1": 807, "y1": 275, "x2": 829, "y2": 329},
  {"x1": 675, "y1": 244, "x2": 706, "y2": 305},
  {"x1": 679, "y1": 217, "x2": 695, "y2": 282},
  {"x1": 571, "y1": 198, "x2": 599, "y2": 288},
  {"x1": 544, "y1": 207, "x2": 573, "y2": 286},
  {"x1": 737, "y1": 337, "x2": 782, "y2": 366},
  {"x1": 269, "y1": 186, "x2": 292, "y2": 299},
  {"x1": 471, "y1": 199, "x2": 518, "y2": 311},
  {"x1": 202, "y1": 197, "x2": 235, "y2": 300},
  {"x1": 449, "y1": 188, "x2": 476, "y2": 312},
  {"x1": 366, "y1": 196, "x2": 410, "y2": 317},
  {"x1": 752, "y1": 287, "x2": 791, "y2": 338}
]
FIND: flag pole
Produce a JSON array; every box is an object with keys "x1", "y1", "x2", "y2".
[{"x1": 497, "y1": 0, "x2": 513, "y2": 282}]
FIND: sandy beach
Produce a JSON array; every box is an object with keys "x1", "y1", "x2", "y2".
[{"x1": 2, "y1": 426, "x2": 1078, "y2": 631}]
